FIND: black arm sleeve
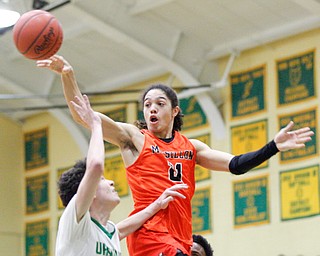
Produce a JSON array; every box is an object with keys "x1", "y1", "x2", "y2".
[{"x1": 229, "y1": 140, "x2": 279, "y2": 175}]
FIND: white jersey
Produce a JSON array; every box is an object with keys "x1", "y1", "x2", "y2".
[{"x1": 55, "y1": 195, "x2": 121, "y2": 256}]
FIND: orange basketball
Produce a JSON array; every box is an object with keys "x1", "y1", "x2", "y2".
[{"x1": 12, "y1": 10, "x2": 63, "y2": 60}]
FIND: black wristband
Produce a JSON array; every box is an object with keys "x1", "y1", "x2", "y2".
[{"x1": 229, "y1": 140, "x2": 279, "y2": 175}]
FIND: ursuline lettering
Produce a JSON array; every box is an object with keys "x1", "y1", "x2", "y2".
[{"x1": 96, "y1": 242, "x2": 120, "y2": 256}]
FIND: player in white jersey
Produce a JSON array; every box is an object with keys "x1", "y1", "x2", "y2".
[{"x1": 55, "y1": 94, "x2": 188, "y2": 256}]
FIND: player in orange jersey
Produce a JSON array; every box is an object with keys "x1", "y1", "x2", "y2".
[{"x1": 37, "y1": 55, "x2": 314, "y2": 256}]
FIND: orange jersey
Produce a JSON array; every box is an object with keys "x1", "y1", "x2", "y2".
[{"x1": 126, "y1": 130, "x2": 196, "y2": 255}]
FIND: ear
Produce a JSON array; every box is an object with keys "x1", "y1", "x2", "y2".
[{"x1": 172, "y1": 106, "x2": 180, "y2": 117}]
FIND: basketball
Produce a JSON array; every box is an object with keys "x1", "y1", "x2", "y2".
[{"x1": 12, "y1": 10, "x2": 63, "y2": 60}]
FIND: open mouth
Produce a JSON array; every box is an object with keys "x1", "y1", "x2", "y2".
[{"x1": 150, "y1": 116, "x2": 158, "y2": 123}]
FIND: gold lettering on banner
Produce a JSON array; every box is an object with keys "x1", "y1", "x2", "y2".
[
  {"x1": 284, "y1": 84, "x2": 309, "y2": 102},
  {"x1": 183, "y1": 112, "x2": 203, "y2": 129},
  {"x1": 237, "y1": 96, "x2": 259, "y2": 115}
]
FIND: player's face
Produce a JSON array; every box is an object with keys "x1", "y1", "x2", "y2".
[
  {"x1": 143, "y1": 89, "x2": 179, "y2": 137},
  {"x1": 96, "y1": 177, "x2": 120, "y2": 206},
  {"x1": 191, "y1": 242, "x2": 206, "y2": 256}
]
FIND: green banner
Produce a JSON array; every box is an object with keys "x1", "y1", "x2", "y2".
[
  {"x1": 192, "y1": 187, "x2": 211, "y2": 233},
  {"x1": 230, "y1": 66, "x2": 265, "y2": 118},
  {"x1": 180, "y1": 96, "x2": 207, "y2": 130},
  {"x1": 280, "y1": 165, "x2": 320, "y2": 220},
  {"x1": 234, "y1": 175, "x2": 269, "y2": 228},
  {"x1": 277, "y1": 50, "x2": 315, "y2": 105},
  {"x1": 26, "y1": 173, "x2": 49, "y2": 214},
  {"x1": 279, "y1": 108, "x2": 317, "y2": 162},
  {"x1": 25, "y1": 219, "x2": 49, "y2": 256},
  {"x1": 25, "y1": 128, "x2": 48, "y2": 170}
]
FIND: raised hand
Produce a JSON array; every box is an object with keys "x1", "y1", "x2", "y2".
[
  {"x1": 70, "y1": 94, "x2": 101, "y2": 130},
  {"x1": 36, "y1": 55, "x2": 72, "y2": 75},
  {"x1": 274, "y1": 121, "x2": 314, "y2": 151}
]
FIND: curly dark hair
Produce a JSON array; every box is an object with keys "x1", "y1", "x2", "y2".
[
  {"x1": 135, "y1": 84, "x2": 184, "y2": 132},
  {"x1": 193, "y1": 234, "x2": 214, "y2": 256},
  {"x1": 57, "y1": 158, "x2": 86, "y2": 207}
]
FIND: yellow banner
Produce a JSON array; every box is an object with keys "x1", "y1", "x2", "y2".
[
  {"x1": 231, "y1": 120, "x2": 268, "y2": 169},
  {"x1": 193, "y1": 134, "x2": 211, "y2": 181},
  {"x1": 280, "y1": 165, "x2": 320, "y2": 220},
  {"x1": 104, "y1": 155, "x2": 129, "y2": 197}
]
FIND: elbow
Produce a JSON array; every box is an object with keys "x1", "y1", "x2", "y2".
[{"x1": 229, "y1": 156, "x2": 248, "y2": 175}]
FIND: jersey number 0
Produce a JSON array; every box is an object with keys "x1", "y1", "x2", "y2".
[{"x1": 168, "y1": 162, "x2": 182, "y2": 181}]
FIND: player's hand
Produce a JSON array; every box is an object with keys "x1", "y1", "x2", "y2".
[
  {"x1": 36, "y1": 54, "x2": 73, "y2": 74},
  {"x1": 155, "y1": 183, "x2": 188, "y2": 210},
  {"x1": 274, "y1": 121, "x2": 314, "y2": 151},
  {"x1": 70, "y1": 95, "x2": 101, "y2": 129}
]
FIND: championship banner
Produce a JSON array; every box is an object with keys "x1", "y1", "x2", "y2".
[
  {"x1": 278, "y1": 108, "x2": 317, "y2": 163},
  {"x1": 25, "y1": 219, "x2": 49, "y2": 256},
  {"x1": 233, "y1": 175, "x2": 269, "y2": 228},
  {"x1": 230, "y1": 65, "x2": 266, "y2": 118},
  {"x1": 103, "y1": 106, "x2": 127, "y2": 152},
  {"x1": 231, "y1": 119, "x2": 268, "y2": 170},
  {"x1": 276, "y1": 50, "x2": 315, "y2": 106},
  {"x1": 192, "y1": 186, "x2": 211, "y2": 233},
  {"x1": 104, "y1": 155, "x2": 129, "y2": 197},
  {"x1": 25, "y1": 128, "x2": 48, "y2": 170},
  {"x1": 280, "y1": 165, "x2": 320, "y2": 220},
  {"x1": 192, "y1": 134, "x2": 211, "y2": 182},
  {"x1": 179, "y1": 96, "x2": 208, "y2": 130},
  {"x1": 26, "y1": 173, "x2": 49, "y2": 214}
]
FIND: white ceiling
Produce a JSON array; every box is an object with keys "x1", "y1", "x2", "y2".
[{"x1": 1, "y1": 0, "x2": 320, "y2": 124}]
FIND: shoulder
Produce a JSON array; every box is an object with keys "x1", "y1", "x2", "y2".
[{"x1": 119, "y1": 122, "x2": 142, "y2": 136}]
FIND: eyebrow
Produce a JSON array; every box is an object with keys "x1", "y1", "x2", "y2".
[{"x1": 144, "y1": 96, "x2": 167, "y2": 102}]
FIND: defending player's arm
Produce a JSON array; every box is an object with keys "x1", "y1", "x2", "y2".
[
  {"x1": 116, "y1": 183, "x2": 188, "y2": 240},
  {"x1": 192, "y1": 121, "x2": 314, "y2": 174},
  {"x1": 69, "y1": 95, "x2": 105, "y2": 222}
]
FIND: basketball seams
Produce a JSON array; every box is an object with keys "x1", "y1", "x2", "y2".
[
  {"x1": 23, "y1": 16, "x2": 55, "y2": 55},
  {"x1": 14, "y1": 12, "x2": 43, "y2": 51},
  {"x1": 31, "y1": 22, "x2": 63, "y2": 60}
]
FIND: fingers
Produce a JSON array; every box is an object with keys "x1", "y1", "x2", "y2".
[
  {"x1": 163, "y1": 183, "x2": 188, "y2": 199},
  {"x1": 36, "y1": 55, "x2": 64, "y2": 71},
  {"x1": 168, "y1": 183, "x2": 188, "y2": 191},
  {"x1": 282, "y1": 121, "x2": 294, "y2": 132},
  {"x1": 292, "y1": 127, "x2": 312, "y2": 135},
  {"x1": 295, "y1": 136, "x2": 312, "y2": 146},
  {"x1": 70, "y1": 95, "x2": 87, "y2": 111}
]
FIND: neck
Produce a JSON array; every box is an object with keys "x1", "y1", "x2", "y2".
[{"x1": 89, "y1": 208, "x2": 111, "y2": 226}]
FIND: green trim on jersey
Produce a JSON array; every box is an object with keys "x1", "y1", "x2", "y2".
[{"x1": 91, "y1": 217, "x2": 116, "y2": 239}]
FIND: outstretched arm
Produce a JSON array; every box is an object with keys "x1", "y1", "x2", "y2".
[
  {"x1": 116, "y1": 183, "x2": 188, "y2": 240},
  {"x1": 193, "y1": 121, "x2": 314, "y2": 173},
  {"x1": 36, "y1": 55, "x2": 138, "y2": 149},
  {"x1": 70, "y1": 95, "x2": 104, "y2": 222},
  {"x1": 37, "y1": 55, "x2": 85, "y2": 126}
]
